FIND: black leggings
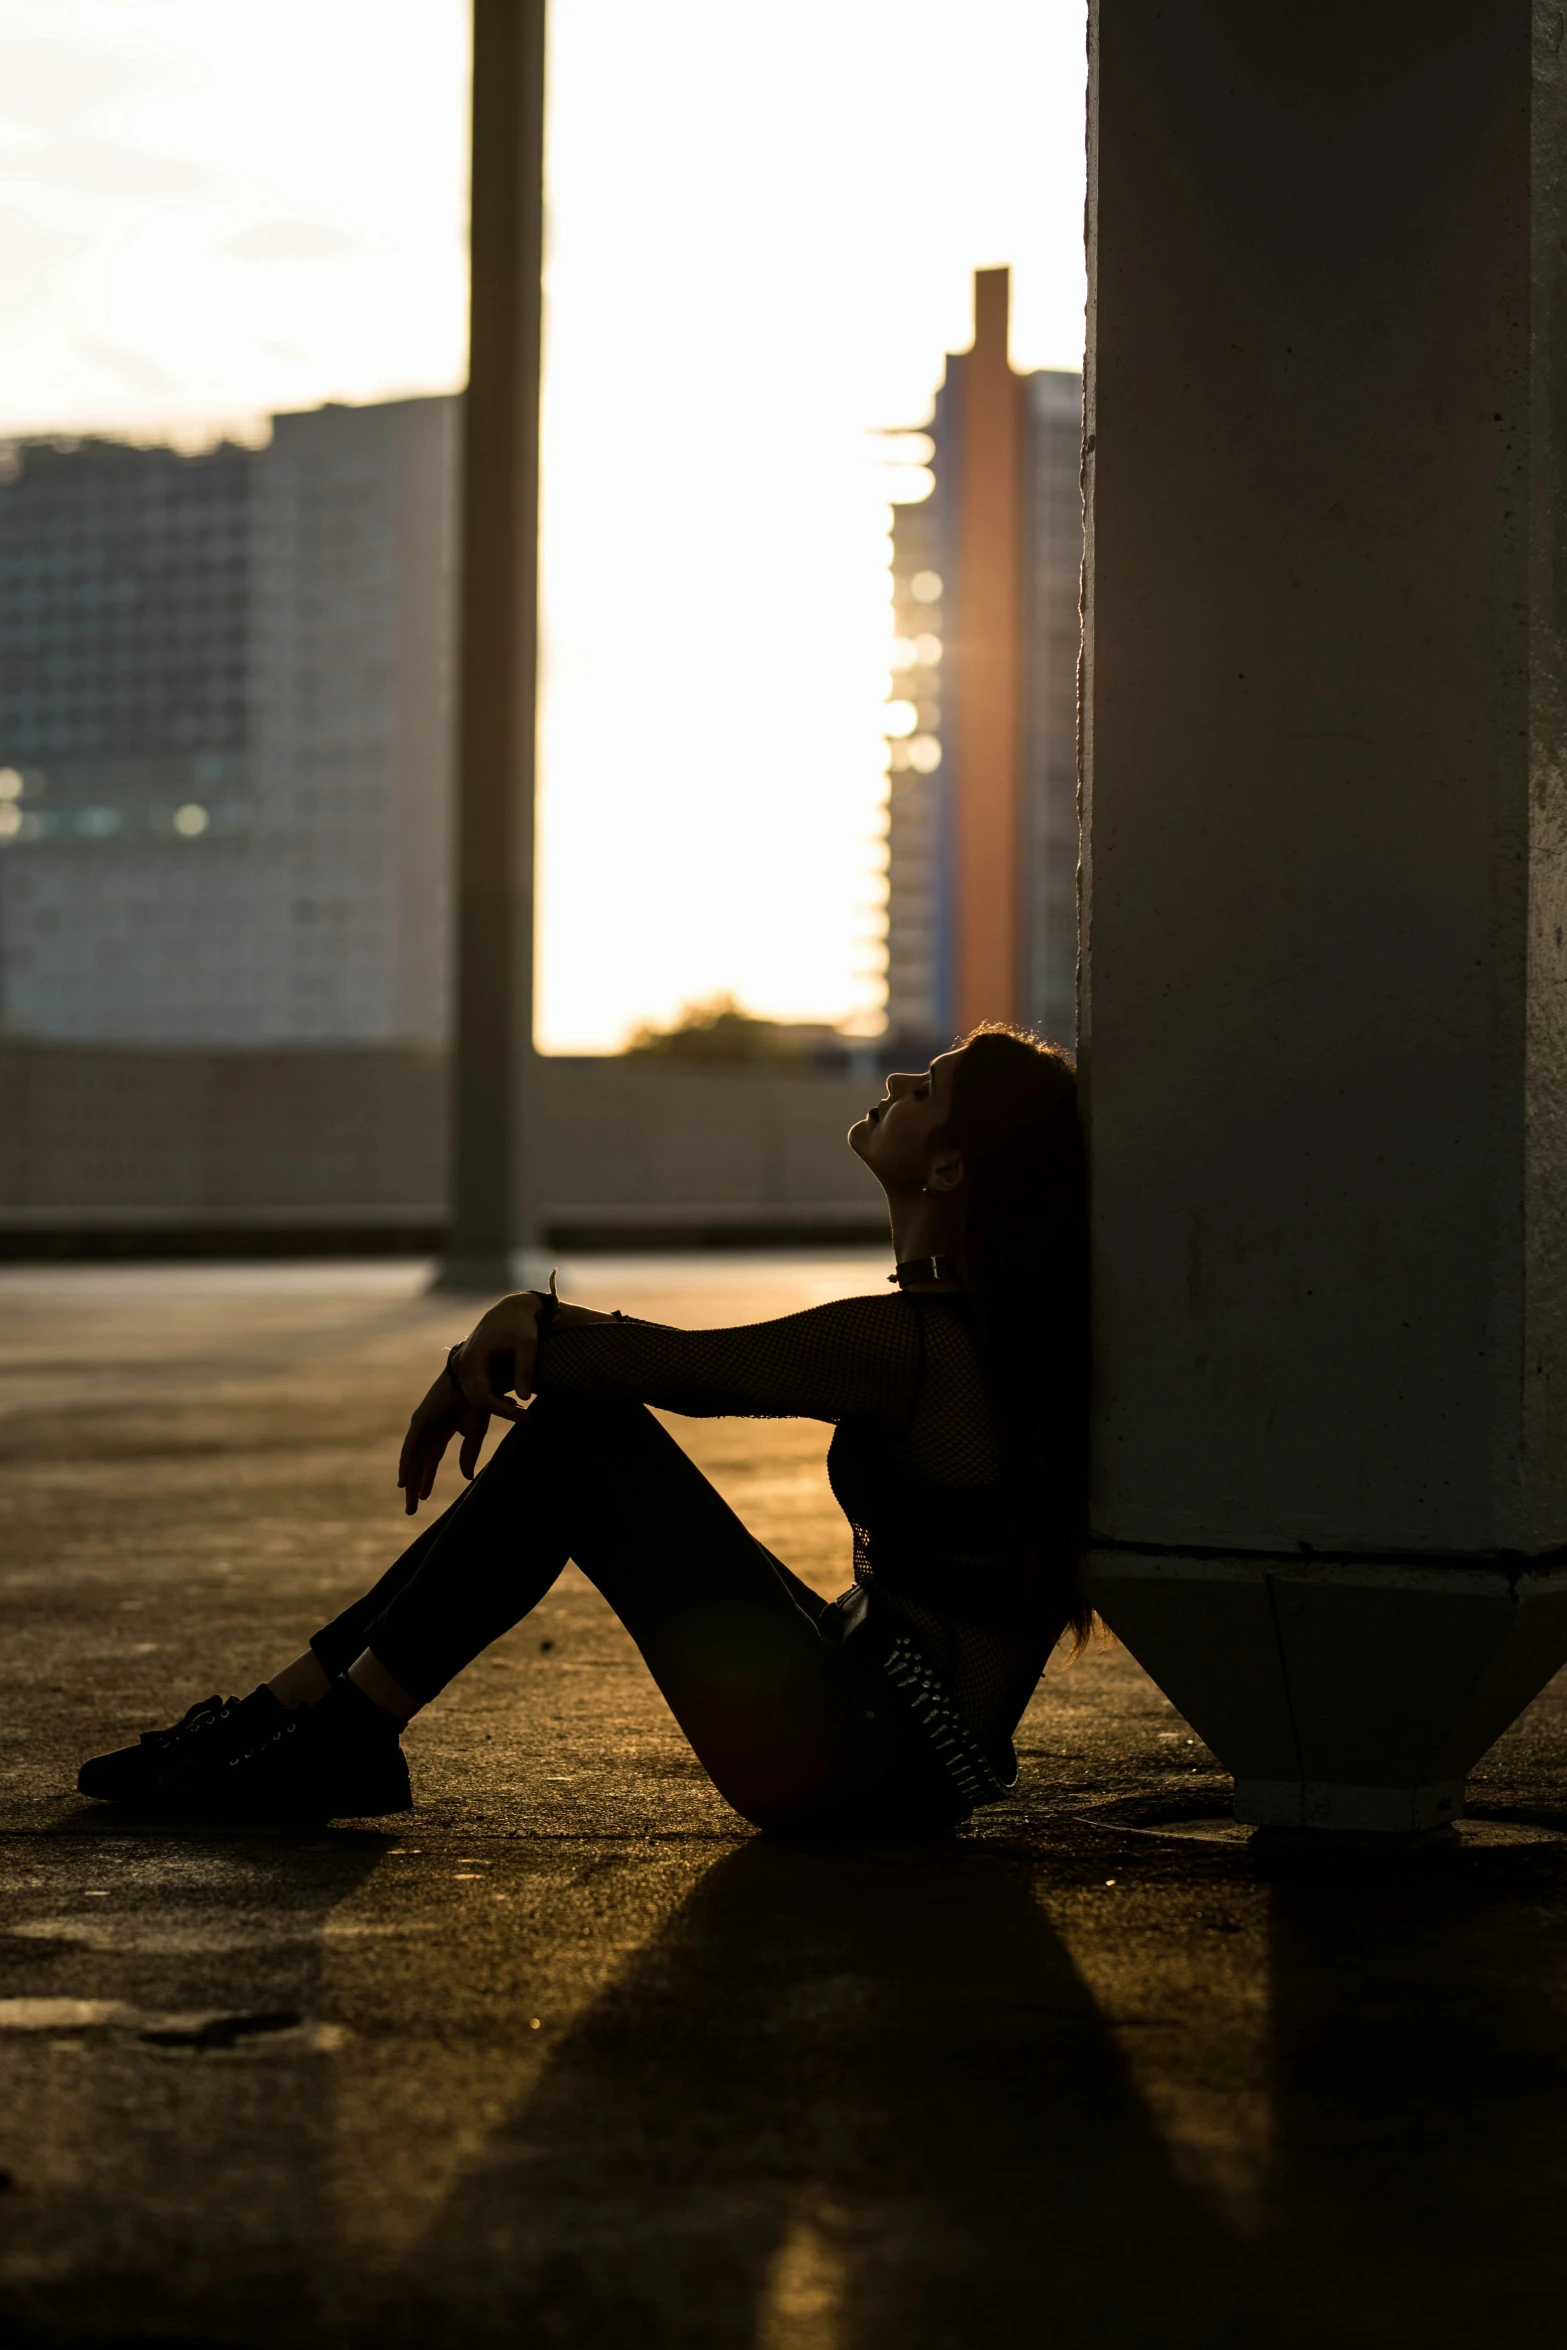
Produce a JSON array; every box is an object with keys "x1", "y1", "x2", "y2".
[{"x1": 310, "y1": 1389, "x2": 931, "y2": 1834}]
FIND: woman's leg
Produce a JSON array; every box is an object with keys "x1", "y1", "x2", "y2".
[
  {"x1": 321, "y1": 1389, "x2": 900, "y2": 1830},
  {"x1": 308, "y1": 1473, "x2": 539, "y2": 1688}
]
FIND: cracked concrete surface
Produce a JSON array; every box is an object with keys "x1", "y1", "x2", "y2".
[{"x1": 5, "y1": 1257, "x2": 1567, "y2": 2349}]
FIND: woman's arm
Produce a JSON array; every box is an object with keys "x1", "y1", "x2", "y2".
[
  {"x1": 397, "y1": 1289, "x2": 920, "y2": 1513},
  {"x1": 531, "y1": 1293, "x2": 921, "y2": 1424}
]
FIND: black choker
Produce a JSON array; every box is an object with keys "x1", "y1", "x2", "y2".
[{"x1": 889, "y1": 1254, "x2": 963, "y2": 1288}]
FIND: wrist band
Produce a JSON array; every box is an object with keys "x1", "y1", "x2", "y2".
[{"x1": 444, "y1": 1341, "x2": 465, "y2": 1395}]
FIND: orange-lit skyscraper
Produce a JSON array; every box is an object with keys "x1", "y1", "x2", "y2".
[{"x1": 883, "y1": 268, "x2": 1082, "y2": 1051}]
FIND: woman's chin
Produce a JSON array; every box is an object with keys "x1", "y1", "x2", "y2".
[{"x1": 849, "y1": 1122, "x2": 890, "y2": 1175}]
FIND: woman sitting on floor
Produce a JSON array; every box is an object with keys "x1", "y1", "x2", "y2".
[{"x1": 79, "y1": 1026, "x2": 1089, "y2": 1836}]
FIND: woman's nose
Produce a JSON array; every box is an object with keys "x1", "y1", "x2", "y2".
[{"x1": 887, "y1": 1070, "x2": 917, "y2": 1099}]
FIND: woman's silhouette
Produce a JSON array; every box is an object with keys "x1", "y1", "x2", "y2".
[{"x1": 79, "y1": 1026, "x2": 1088, "y2": 1834}]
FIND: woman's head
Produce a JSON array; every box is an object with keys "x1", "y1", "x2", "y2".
[
  {"x1": 854, "y1": 1024, "x2": 1090, "y2": 1631},
  {"x1": 850, "y1": 1026, "x2": 1084, "y2": 1272}
]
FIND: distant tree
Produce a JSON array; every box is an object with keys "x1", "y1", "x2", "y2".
[{"x1": 622, "y1": 994, "x2": 807, "y2": 1067}]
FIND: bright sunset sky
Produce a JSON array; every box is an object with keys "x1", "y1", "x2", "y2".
[{"x1": 0, "y1": 0, "x2": 1087, "y2": 1050}]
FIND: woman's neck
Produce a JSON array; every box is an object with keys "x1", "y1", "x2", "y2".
[{"x1": 886, "y1": 1190, "x2": 961, "y2": 1278}]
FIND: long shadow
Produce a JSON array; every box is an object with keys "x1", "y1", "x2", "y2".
[
  {"x1": 1259, "y1": 1834, "x2": 1567, "y2": 2350},
  {"x1": 23, "y1": 1817, "x2": 1564, "y2": 2347},
  {"x1": 374, "y1": 1836, "x2": 1255, "y2": 2350}
]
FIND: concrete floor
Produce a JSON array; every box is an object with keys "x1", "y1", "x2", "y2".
[{"x1": 5, "y1": 1257, "x2": 1567, "y2": 2349}]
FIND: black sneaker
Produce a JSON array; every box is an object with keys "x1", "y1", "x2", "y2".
[
  {"x1": 78, "y1": 1687, "x2": 287, "y2": 1806},
  {"x1": 198, "y1": 1678, "x2": 412, "y2": 1821}
]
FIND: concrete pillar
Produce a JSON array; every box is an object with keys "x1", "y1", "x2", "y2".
[
  {"x1": 443, "y1": 0, "x2": 548, "y2": 1291},
  {"x1": 1080, "y1": 1, "x2": 1567, "y2": 1828},
  {"x1": 952, "y1": 268, "x2": 1026, "y2": 1032}
]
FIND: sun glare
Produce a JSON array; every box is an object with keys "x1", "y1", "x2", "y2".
[{"x1": 0, "y1": 0, "x2": 1087, "y2": 1051}]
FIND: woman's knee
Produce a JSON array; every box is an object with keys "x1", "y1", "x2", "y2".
[
  {"x1": 524, "y1": 1387, "x2": 660, "y2": 1447},
  {"x1": 481, "y1": 1389, "x2": 649, "y2": 1475}
]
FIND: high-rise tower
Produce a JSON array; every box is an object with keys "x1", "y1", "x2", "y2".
[
  {"x1": 883, "y1": 269, "x2": 1082, "y2": 1051},
  {"x1": 0, "y1": 395, "x2": 457, "y2": 1046}
]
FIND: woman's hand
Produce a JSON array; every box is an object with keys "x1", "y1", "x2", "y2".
[
  {"x1": 397, "y1": 1288, "x2": 616, "y2": 1516},
  {"x1": 397, "y1": 1291, "x2": 542, "y2": 1515},
  {"x1": 396, "y1": 1372, "x2": 492, "y2": 1516},
  {"x1": 449, "y1": 1290, "x2": 545, "y2": 1419}
]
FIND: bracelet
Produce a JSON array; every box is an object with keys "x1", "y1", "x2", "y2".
[{"x1": 444, "y1": 1341, "x2": 465, "y2": 1395}]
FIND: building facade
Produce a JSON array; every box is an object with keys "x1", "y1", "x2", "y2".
[
  {"x1": 883, "y1": 485, "x2": 950, "y2": 1047},
  {"x1": 883, "y1": 270, "x2": 1082, "y2": 1052},
  {"x1": 1021, "y1": 365, "x2": 1085, "y2": 1049},
  {"x1": 0, "y1": 395, "x2": 458, "y2": 1047}
]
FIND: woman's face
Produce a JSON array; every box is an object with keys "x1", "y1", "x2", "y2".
[{"x1": 849, "y1": 1049, "x2": 965, "y2": 1195}]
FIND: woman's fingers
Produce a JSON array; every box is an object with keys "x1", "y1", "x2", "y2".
[
  {"x1": 404, "y1": 1404, "x2": 507, "y2": 1508},
  {"x1": 398, "y1": 1347, "x2": 523, "y2": 1512},
  {"x1": 457, "y1": 1348, "x2": 519, "y2": 1415},
  {"x1": 415, "y1": 1430, "x2": 446, "y2": 1503},
  {"x1": 397, "y1": 1430, "x2": 426, "y2": 1498},
  {"x1": 398, "y1": 1425, "x2": 431, "y2": 1494},
  {"x1": 399, "y1": 1388, "x2": 463, "y2": 1513},
  {"x1": 403, "y1": 1439, "x2": 437, "y2": 1513}
]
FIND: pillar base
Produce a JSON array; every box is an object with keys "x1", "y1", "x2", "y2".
[
  {"x1": 1081, "y1": 1551, "x2": 1567, "y2": 1834},
  {"x1": 1234, "y1": 1777, "x2": 1464, "y2": 1834}
]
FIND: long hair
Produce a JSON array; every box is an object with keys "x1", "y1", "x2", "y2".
[{"x1": 942, "y1": 1024, "x2": 1091, "y2": 1646}]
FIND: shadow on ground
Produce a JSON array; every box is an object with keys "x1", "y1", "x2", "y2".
[
  {"x1": 377, "y1": 1835, "x2": 1567, "y2": 2350},
  {"x1": 6, "y1": 1263, "x2": 1567, "y2": 2347},
  {"x1": 370, "y1": 1837, "x2": 1208, "y2": 2350},
  {"x1": 5, "y1": 1824, "x2": 1567, "y2": 2349}
]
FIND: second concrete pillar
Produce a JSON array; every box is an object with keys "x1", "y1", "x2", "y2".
[{"x1": 1080, "y1": 0, "x2": 1567, "y2": 1828}]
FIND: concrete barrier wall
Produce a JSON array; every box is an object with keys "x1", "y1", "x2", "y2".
[
  {"x1": 532, "y1": 1060, "x2": 879, "y2": 1235},
  {"x1": 0, "y1": 1046, "x2": 885, "y2": 1245}
]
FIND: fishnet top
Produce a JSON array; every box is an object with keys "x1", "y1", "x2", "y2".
[{"x1": 535, "y1": 1292, "x2": 1057, "y2": 1747}]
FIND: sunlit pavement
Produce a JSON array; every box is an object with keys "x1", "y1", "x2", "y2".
[{"x1": 4, "y1": 1258, "x2": 1567, "y2": 2349}]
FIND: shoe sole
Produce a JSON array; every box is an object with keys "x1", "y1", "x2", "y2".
[
  {"x1": 77, "y1": 1772, "x2": 413, "y2": 1822},
  {"x1": 189, "y1": 1769, "x2": 414, "y2": 1824}
]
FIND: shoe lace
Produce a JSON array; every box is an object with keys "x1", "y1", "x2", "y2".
[
  {"x1": 228, "y1": 1715, "x2": 297, "y2": 1770},
  {"x1": 140, "y1": 1696, "x2": 228, "y2": 1752}
]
